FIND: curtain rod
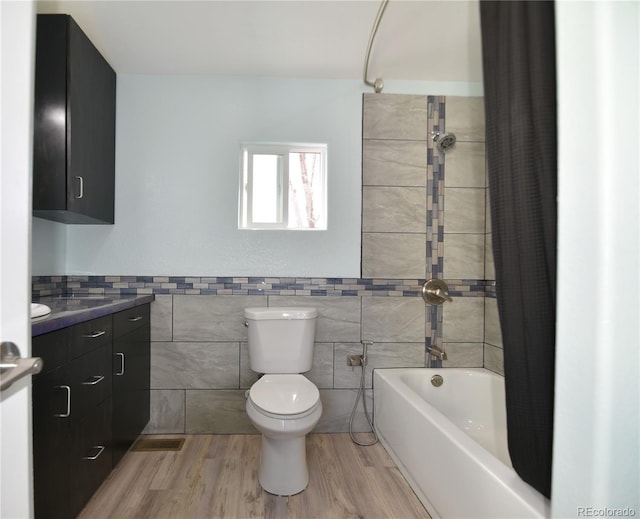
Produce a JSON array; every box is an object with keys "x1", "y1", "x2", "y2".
[{"x1": 363, "y1": 0, "x2": 389, "y2": 93}]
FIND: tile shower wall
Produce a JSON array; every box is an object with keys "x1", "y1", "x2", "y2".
[
  {"x1": 362, "y1": 93, "x2": 502, "y2": 373},
  {"x1": 32, "y1": 93, "x2": 503, "y2": 435}
]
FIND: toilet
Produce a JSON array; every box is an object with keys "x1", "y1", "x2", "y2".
[{"x1": 244, "y1": 307, "x2": 322, "y2": 496}]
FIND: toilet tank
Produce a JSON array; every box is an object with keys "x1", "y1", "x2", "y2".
[{"x1": 244, "y1": 307, "x2": 318, "y2": 373}]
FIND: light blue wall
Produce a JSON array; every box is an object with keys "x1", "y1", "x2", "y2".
[
  {"x1": 32, "y1": 76, "x2": 482, "y2": 277},
  {"x1": 72, "y1": 76, "x2": 363, "y2": 277},
  {"x1": 32, "y1": 217, "x2": 66, "y2": 275}
]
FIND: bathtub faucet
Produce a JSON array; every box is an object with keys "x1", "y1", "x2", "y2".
[{"x1": 428, "y1": 346, "x2": 448, "y2": 361}]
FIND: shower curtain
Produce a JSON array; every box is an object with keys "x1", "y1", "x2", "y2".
[{"x1": 479, "y1": 1, "x2": 557, "y2": 498}]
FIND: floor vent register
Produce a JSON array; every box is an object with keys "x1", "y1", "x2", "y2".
[{"x1": 131, "y1": 438, "x2": 185, "y2": 452}]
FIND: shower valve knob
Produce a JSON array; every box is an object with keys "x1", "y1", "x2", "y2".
[{"x1": 422, "y1": 279, "x2": 453, "y2": 305}]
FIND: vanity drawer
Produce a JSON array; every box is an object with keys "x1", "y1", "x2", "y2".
[
  {"x1": 69, "y1": 345, "x2": 112, "y2": 418},
  {"x1": 69, "y1": 398, "x2": 112, "y2": 518},
  {"x1": 33, "y1": 327, "x2": 69, "y2": 373},
  {"x1": 69, "y1": 315, "x2": 113, "y2": 359},
  {"x1": 113, "y1": 305, "x2": 149, "y2": 338}
]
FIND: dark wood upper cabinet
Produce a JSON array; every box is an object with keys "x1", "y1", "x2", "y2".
[{"x1": 33, "y1": 14, "x2": 116, "y2": 224}]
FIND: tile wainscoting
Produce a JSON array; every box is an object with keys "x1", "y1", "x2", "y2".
[{"x1": 33, "y1": 275, "x2": 502, "y2": 435}]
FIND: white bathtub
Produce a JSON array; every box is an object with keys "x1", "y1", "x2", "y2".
[{"x1": 373, "y1": 368, "x2": 550, "y2": 519}]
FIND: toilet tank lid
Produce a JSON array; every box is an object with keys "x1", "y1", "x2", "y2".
[{"x1": 244, "y1": 307, "x2": 318, "y2": 320}]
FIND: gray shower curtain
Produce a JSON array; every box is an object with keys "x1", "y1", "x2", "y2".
[{"x1": 479, "y1": 1, "x2": 557, "y2": 498}]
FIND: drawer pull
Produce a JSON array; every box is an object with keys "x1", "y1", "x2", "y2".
[
  {"x1": 127, "y1": 316, "x2": 143, "y2": 322},
  {"x1": 54, "y1": 385, "x2": 71, "y2": 417},
  {"x1": 83, "y1": 330, "x2": 106, "y2": 339},
  {"x1": 75, "y1": 176, "x2": 84, "y2": 199},
  {"x1": 114, "y1": 352, "x2": 125, "y2": 376},
  {"x1": 82, "y1": 375, "x2": 105, "y2": 386},
  {"x1": 82, "y1": 445, "x2": 105, "y2": 460}
]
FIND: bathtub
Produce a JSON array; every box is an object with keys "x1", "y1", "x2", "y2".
[{"x1": 373, "y1": 368, "x2": 550, "y2": 519}]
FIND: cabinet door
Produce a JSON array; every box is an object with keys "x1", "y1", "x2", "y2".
[
  {"x1": 112, "y1": 305, "x2": 150, "y2": 466},
  {"x1": 32, "y1": 14, "x2": 115, "y2": 224},
  {"x1": 33, "y1": 366, "x2": 71, "y2": 519},
  {"x1": 66, "y1": 15, "x2": 116, "y2": 223}
]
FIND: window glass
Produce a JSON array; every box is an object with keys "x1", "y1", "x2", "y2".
[
  {"x1": 252, "y1": 154, "x2": 282, "y2": 224},
  {"x1": 240, "y1": 143, "x2": 327, "y2": 230}
]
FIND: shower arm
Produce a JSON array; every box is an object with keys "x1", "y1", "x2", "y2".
[{"x1": 363, "y1": 0, "x2": 389, "y2": 93}]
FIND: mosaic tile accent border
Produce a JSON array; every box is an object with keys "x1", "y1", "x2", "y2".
[
  {"x1": 485, "y1": 280, "x2": 497, "y2": 298},
  {"x1": 32, "y1": 276, "x2": 489, "y2": 299},
  {"x1": 32, "y1": 276, "x2": 68, "y2": 299},
  {"x1": 426, "y1": 95, "x2": 446, "y2": 281},
  {"x1": 67, "y1": 276, "x2": 423, "y2": 297},
  {"x1": 427, "y1": 95, "x2": 447, "y2": 354}
]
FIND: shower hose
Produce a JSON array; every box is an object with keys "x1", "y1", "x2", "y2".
[{"x1": 348, "y1": 341, "x2": 379, "y2": 446}]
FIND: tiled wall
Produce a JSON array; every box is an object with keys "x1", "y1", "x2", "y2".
[
  {"x1": 33, "y1": 275, "x2": 433, "y2": 434},
  {"x1": 32, "y1": 93, "x2": 504, "y2": 435},
  {"x1": 362, "y1": 94, "x2": 502, "y2": 374},
  {"x1": 148, "y1": 285, "x2": 428, "y2": 434}
]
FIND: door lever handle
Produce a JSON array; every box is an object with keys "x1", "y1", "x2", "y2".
[{"x1": 0, "y1": 342, "x2": 43, "y2": 391}]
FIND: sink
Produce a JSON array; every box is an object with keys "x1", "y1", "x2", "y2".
[{"x1": 31, "y1": 303, "x2": 51, "y2": 319}]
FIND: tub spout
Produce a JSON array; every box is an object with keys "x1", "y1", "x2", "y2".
[{"x1": 428, "y1": 347, "x2": 447, "y2": 361}]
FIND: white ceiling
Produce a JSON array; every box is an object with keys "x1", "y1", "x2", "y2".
[{"x1": 36, "y1": 0, "x2": 483, "y2": 83}]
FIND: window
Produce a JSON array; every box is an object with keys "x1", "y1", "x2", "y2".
[{"x1": 239, "y1": 143, "x2": 327, "y2": 230}]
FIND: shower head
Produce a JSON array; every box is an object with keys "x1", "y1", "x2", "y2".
[{"x1": 432, "y1": 132, "x2": 457, "y2": 153}]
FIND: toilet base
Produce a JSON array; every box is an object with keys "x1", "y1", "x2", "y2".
[{"x1": 259, "y1": 435, "x2": 308, "y2": 496}]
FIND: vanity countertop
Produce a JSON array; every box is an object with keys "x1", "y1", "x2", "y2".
[{"x1": 32, "y1": 295, "x2": 155, "y2": 336}]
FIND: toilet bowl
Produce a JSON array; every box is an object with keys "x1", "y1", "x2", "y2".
[{"x1": 246, "y1": 374, "x2": 322, "y2": 495}]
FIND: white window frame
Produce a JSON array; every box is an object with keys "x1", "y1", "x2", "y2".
[{"x1": 239, "y1": 142, "x2": 327, "y2": 230}]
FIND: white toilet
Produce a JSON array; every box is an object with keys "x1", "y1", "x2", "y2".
[{"x1": 244, "y1": 307, "x2": 323, "y2": 496}]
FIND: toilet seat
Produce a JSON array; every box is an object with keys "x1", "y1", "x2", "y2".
[{"x1": 249, "y1": 374, "x2": 320, "y2": 419}]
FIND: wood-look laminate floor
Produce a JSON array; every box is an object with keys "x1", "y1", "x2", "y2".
[{"x1": 78, "y1": 434, "x2": 431, "y2": 519}]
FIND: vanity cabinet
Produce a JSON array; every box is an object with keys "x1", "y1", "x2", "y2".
[
  {"x1": 32, "y1": 14, "x2": 116, "y2": 224},
  {"x1": 112, "y1": 305, "x2": 151, "y2": 466},
  {"x1": 32, "y1": 303, "x2": 151, "y2": 518},
  {"x1": 32, "y1": 316, "x2": 113, "y2": 519}
]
